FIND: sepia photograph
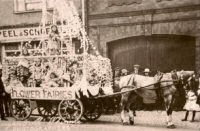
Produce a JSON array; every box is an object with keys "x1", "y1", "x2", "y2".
[{"x1": 0, "y1": 0, "x2": 200, "y2": 131}]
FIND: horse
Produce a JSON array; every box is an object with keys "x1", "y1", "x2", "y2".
[
  {"x1": 176, "y1": 70, "x2": 194, "y2": 85},
  {"x1": 176, "y1": 70, "x2": 200, "y2": 103},
  {"x1": 170, "y1": 70, "x2": 195, "y2": 111},
  {"x1": 119, "y1": 72, "x2": 178, "y2": 128}
]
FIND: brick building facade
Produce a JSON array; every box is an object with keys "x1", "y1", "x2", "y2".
[
  {"x1": 0, "y1": 0, "x2": 200, "y2": 72},
  {"x1": 88, "y1": 0, "x2": 200, "y2": 72}
]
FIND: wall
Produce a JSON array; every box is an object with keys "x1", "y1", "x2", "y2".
[
  {"x1": 88, "y1": 0, "x2": 200, "y2": 72},
  {"x1": 0, "y1": 0, "x2": 82, "y2": 28},
  {"x1": 89, "y1": 0, "x2": 200, "y2": 15},
  {"x1": 0, "y1": 0, "x2": 200, "y2": 71},
  {"x1": 0, "y1": 0, "x2": 41, "y2": 27}
]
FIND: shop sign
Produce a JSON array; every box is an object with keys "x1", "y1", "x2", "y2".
[{"x1": 0, "y1": 27, "x2": 51, "y2": 41}]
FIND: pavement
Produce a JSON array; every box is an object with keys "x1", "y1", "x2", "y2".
[{"x1": 0, "y1": 111, "x2": 200, "y2": 131}]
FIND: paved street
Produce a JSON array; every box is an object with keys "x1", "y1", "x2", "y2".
[{"x1": 0, "y1": 111, "x2": 200, "y2": 131}]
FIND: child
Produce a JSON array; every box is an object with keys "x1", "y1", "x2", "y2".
[
  {"x1": 48, "y1": 25, "x2": 60, "y2": 55},
  {"x1": 16, "y1": 60, "x2": 30, "y2": 87},
  {"x1": 42, "y1": 72, "x2": 59, "y2": 87},
  {"x1": 34, "y1": 59, "x2": 43, "y2": 87},
  {"x1": 182, "y1": 75, "x2": 200, "y2": 122},
  {"x1": 182, "y1": 90, "x2": 200, "y2": 122},
  {"x1": 62, "y1": 70, "x2": 73, "y2": 87}
]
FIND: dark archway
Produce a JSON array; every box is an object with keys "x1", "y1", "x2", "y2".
[{"x1": 108, "y1": 35, "x2": 195, "y2": 73}]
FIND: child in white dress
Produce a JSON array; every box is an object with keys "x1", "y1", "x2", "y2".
[
  {"x1": 182, "y1": 75, "x2": 200, "y2": 122},
  {"x1": 48, "y1": 25, "x2": 60, "y2": 55}
]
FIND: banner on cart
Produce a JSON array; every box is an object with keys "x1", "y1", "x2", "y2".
[{"x1": 11, "y1": 87, "x2": 76, "y2": 100}]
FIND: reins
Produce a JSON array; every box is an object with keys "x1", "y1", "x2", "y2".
[{"x1": 94, "y1": 80, "x2": 179, "y2": 99}]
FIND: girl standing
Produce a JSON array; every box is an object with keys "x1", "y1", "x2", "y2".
[
  {"x1": 48, "y1": 25, "x2": 60, "y2": 55},
  {"x1": 182, "y1": 75, "x2": 200, "y2": 122}
]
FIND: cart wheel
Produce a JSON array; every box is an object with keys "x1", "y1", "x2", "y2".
[
  {"x1": 11, "y1": 99, "x2": 32, "y2": 121},
  {"x1": 83, "y1": 99, "x2": 102, "y2": 121},
  {"x1": 37, "y1": 100, "x2": 58, "y2": 118},
  {"x1": 58, "y1": 99, "x2": 84, "y2": 123}
]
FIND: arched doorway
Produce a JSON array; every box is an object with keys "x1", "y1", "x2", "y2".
[{"x1": 108, "y1": 35, "x2": 195, "y2": 73}]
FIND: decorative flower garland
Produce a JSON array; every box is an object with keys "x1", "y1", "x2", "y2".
[{"x1": 2, "y1": 0, "x2": 113, "y2": 97}]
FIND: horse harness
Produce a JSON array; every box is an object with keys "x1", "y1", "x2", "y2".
[
  {"x1": 154, "y1": 72, "x2": 179, "y2": 104},
  {"x1": 120, "y1": 72, "x2": 179, "y2": 101}
]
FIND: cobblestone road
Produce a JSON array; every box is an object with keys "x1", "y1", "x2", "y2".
[{"x1": 0, "y1": 111, "x2": 200, "y2": 131}]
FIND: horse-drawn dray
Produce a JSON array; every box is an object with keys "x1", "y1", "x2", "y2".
[
  {"x1": 8, "y1": 83, "x2": 104, "y2": 123},
  {"x1": 3, "y1": 53, "x2": 112, "y2": 123},
  {"x1": 1, "y1": 0, "x2": 198, "y2": 129},
  {"x1": 2, "y1": 0, "x2": 113, "y2": 123}
]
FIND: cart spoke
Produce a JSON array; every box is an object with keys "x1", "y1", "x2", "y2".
[
  {"x1": 58, "y1": 99, "x2": 83, "y2": 122},
  {"x1": 37, "y1": 101, "x2": 58, "y2": 117},
  {"x1": 11, "y1": 99, "x2": 32, "y2": 121}
]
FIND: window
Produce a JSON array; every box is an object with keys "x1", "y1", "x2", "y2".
[
  {"x1": 25, "y1": 0, "x2": 43, "y2": 11},
  {"x1": 3, "y1": 41, "x2": 40, "y2": 57},
  {"x1": 14, "y1": 0, "x2": 82, "y2": 13},
  {"x1": 14, "y1": 0, "x2": 54, "y2": 13},
  {"x1": 4, "y1": 42, "x2": 21, "y2": 57}
]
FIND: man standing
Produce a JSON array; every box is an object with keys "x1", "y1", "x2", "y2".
[
  {"x1": 144, "y1": 68, "x2": 150, "y2": 76},
  {"x1": 133, "y1": 64, "x2": 140, "y2": 74},
  {"x1": 0, "y1": 65, "x2": 7, "y2": 120},
  {"x1": 121, "y1": 68, "x2": 128, "y2": 76}
]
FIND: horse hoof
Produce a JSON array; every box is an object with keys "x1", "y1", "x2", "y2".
[
  {"x1": 167, "y1": 124, "x2": 176, "y2": 129},
  {"x1": 129, "y1": 120, "x2": 134, "y2": 125},
  {"x1": 122, "y1": 122, "x2": 129, "y2": 125}
]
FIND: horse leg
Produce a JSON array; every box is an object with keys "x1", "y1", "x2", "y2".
[
  {"x1": 120, "y1": 91, "x2": 130, "y2": 125},
  {"x1": 164, "y1": 95, "x2": 176, "y2": 129},
  {"x1": 128, "y1": 109, "x2": 134, "y2": 125},
  {"x1": 120, "y1": 102, "x2": 126, "y2": 124},
  {"x1": 127, "y1": 94, "x2": 137, "y2": 125}
]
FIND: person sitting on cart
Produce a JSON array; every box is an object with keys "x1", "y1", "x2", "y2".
[
  {"x1": 42, "y1": 72, "x2": 60, "y2": 87},
  {"x1": 16, "y1": 60, "x2": 30, "y2": 87},
  {"x1": 62, "y1": 69, "x2": 73, "y2": 87},
  {"x1": 34, "y1": 59, "x2": 43, "y2": 87},
  {"x1": 69, "y1": 61, "x2": 82, "y2": 85}
]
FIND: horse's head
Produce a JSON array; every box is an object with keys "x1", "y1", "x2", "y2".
[
  {"x1": 176, "y1": 70, "x2": 195, "y2": 90},
  {"x1": 185, "y1": 73, "x2": 199, "y2": 94},
  {"x1": 176, "y1": 70, "x2": 194, "y2": 81}
]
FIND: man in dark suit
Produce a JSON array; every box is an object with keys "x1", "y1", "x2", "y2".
[{"x1": 0, "y1": 66, "x2": 7, "y2": 120}]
